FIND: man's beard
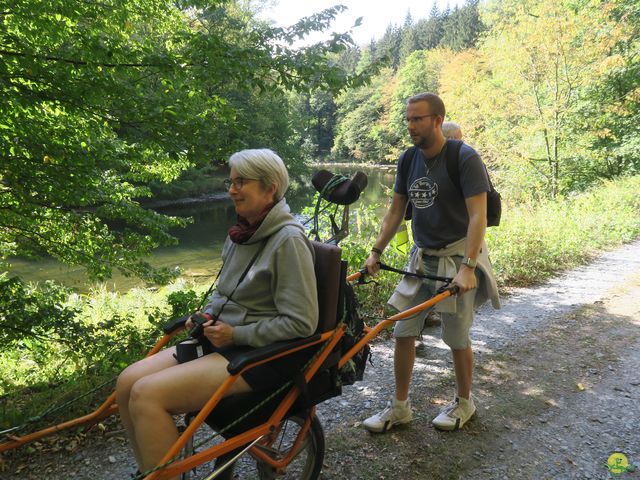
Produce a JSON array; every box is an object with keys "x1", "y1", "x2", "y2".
[{"x1": 411, "y1": 132, "x2": 432, "y2": 149}]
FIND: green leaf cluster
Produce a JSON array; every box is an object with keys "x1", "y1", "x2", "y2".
[
  {"x1": 0, "y1": 273, "x2": 81, "y2": 349},
  {"x1": 1, "y1": 0, "x2": 368, "y2": 281},
  {"x1": 487, "y1": 175, "x2": 640, "y2": 286}
]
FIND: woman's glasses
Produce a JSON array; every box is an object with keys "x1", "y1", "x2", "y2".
[{"x1": 224, "y1": 177, "x2": 255, "y2": 190}]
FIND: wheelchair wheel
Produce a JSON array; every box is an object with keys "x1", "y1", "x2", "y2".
[
  {"x1": 253, "y1": 413, "x2": 325, "y2": 480},
  {"x1": 184, "y1": 412, "x2": 325, "y2": 480}
]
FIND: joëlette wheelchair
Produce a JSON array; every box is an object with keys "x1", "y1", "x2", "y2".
[{"x1": 0, "y1": 170, "x2": 459, "y2": 479}]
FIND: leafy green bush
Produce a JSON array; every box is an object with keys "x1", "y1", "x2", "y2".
[
  {"x1": 487, "y1": 176, "x2": 640, "y2": 286},
  {"x1": 0, "y1": 274, "x2": 82, "y2": 349},
  {"x1": 0, "y1": 279, "x2": 209, "y2": 427},
  {"x1": 166, "y1": 289, "x2": 201, "y2": 318}
]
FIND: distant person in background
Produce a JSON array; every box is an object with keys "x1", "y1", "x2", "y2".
[{"x1": 442, "y1": 121, "x2": 463, "y2": 140}]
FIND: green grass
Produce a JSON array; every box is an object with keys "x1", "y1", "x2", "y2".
[{"x1": 487, "y1": 176, "x2": 640, "y2": 287}]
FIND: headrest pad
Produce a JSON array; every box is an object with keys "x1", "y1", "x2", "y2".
[{"x1": 311, "y1": 170, "x2": 368, "y2": 206}]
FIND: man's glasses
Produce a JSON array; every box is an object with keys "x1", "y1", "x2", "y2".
[
  {"x1": 224, "y1": 177, "x2": 255, "y2": 190},
  {"x1": 404, "y1": 114, "x2": 437, "y2": 124}
]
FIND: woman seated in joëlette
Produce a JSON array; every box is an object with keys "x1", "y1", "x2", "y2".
[{"x1": 115, "y1": 148, "x2": 318, "y2": 477}]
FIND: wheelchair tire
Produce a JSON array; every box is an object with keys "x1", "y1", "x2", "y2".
[
  {"x1": 254, "y1": 413, "x2": 325, "y2": 480},
  {"x1": 186, "y1": 412, "x2": 325, "y2": 480}
]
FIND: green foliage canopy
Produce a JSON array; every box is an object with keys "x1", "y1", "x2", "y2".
[
  {"x1": 441, "y1": 0, "x2": 638, "y2": 199},
  {"x1": 573, "y1": 0, "x2": 640, "y2": 183},
  {"x1": 0, "y1": 0, "x2": 368, "y2": 281}
]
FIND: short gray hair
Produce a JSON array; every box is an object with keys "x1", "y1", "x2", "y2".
[
  {"x1": 442, "y1": 121, "x2": 462, "y2": 140},
  {"x1": 228, "y1": 149, "x2": 289, "y2": 200}
]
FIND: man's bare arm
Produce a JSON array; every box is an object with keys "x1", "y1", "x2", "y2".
[
  {"x1": 453, "y1": 192, "x2": 487, "y2": 293},
  {"x1": 365, "y1": 192, "x2": 408, "y2": 275}
]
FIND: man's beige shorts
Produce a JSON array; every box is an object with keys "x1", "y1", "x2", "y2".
[{"x1": 393, "y1": 255, "x2": 478, "y2": 350}]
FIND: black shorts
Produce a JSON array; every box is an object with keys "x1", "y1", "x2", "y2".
[{"x1": 186, "y1": 338, "x2": 316, "y2": 392}]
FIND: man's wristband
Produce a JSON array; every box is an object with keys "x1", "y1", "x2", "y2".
[
  {"x1": 461, "y1": 257, "x2": 477, "y2": 268},
  {"x1": 371, "y1": 247, "x2": 383, "y2": 256}
]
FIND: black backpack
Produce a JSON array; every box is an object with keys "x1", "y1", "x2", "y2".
[
  {"x1": 401, "y1": 140, "x2": 501, "y2": 227},
  {"x1": 339, "y1": 281, "x2": 370, "y2": 385}
]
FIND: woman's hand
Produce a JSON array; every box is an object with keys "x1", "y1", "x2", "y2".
[{"x1": 204, "y1": 320, "x2": 234, "y2": 348}]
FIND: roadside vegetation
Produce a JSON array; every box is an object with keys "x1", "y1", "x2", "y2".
[
  {"x1": 1, "y1": 0, "x2": 639, "y2": 455},
  {"x1": 2, "y1": 175, "x2": 639, "y2": 431},
  {"x1": 338, "y1": 175, "x2": 640, "y2": 316}
]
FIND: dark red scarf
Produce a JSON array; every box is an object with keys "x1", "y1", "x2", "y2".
[{"x1": 228, "y1": 203, "x2": 276, "y2": 244}]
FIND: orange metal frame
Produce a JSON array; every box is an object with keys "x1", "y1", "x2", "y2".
[
  {"x1": 0, "y1": 269, "x2": 456, "y2": 479},
  {"x1": 0, "y1": 333, "x2": 174, "y2": 454}
]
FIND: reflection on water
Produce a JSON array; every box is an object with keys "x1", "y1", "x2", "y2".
[
  {"x1": 7, "y1": 201, "x2": 238, "y2": 293},
  {"x1": 7, "y1": 165, "x2": 396, "y2": 292}
]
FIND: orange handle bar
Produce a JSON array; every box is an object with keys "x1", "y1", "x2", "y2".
[
  {"x1": 346, "y1": 268, "x2": 366, "y2": 282},
  {"x1": 338, "y1": 284, "x2": 459, "y2": 369}
]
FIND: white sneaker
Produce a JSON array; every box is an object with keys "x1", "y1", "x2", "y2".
[
  {"x1": 362, "y1": 399, "x2": 412, "y2": 433},
  {"x1": 432, "y1": 395, "x2": 476, "y2": 431}
]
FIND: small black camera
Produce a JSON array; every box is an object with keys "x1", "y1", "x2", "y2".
[{"x1": 189, "y1": 313, "x2": 213, "y2": 339}]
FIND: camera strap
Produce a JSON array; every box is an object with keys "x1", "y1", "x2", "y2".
[
  {"x1": 177, "y1": 241, "x2": 266, "y2": 364},
  {"x1": 208, "y1": 240, "x2": 266, "y2": 321}
]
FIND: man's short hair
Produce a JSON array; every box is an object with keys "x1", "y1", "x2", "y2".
[{"x1": 407, "y1": 92, "x2": 446, "y2": 118}]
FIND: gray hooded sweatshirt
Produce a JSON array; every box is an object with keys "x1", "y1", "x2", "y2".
[{"x1": 203, "y1": 198, "x2": 318, "y2": 348}]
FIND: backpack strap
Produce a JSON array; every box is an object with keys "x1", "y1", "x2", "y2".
[
  {"x1": 400, "y1": 146, "x2": 418, "y2": 220},
  {"x1": 400, "y1": 146, "x2": 418, "y2": 185},
  {"x1": 445, "y1": 139, "x2": 498, "y2": 196},
  {"x1": 444, "y1": 139, "x2": 502, "y2": 226},
  {"x1": 444, "y1": 139, "x2": 464, "y2": 194}
]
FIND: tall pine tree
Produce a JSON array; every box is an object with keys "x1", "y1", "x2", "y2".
[{"x1": 417, "y1": 3, "x2": 444, "y2": 50}]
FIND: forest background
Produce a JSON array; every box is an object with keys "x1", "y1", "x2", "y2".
[{"x1": 1, "y1": 0, "x2": 639, "y2": 431}]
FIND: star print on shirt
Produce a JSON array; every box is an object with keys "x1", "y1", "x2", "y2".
[{"x1": 409, "y1": 177, "x2": 438, "y2": 209}]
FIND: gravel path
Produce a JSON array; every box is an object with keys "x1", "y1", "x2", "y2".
[
  {"x1": 3, "y1": 240, "x2": 640, "y2": 479},
  {"x1": 318, "y1": 240, "x2": 640, "y2": 479}
]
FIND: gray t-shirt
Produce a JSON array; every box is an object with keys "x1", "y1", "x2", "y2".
[{"x1": 394, "y1": 141, "x2": 490, "y2": 249}]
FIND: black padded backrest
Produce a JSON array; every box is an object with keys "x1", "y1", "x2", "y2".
[{"x1": 311, "y1": 241, "x2": 342, "y2": 333}]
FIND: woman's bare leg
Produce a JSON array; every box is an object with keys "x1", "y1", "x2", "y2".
[
  {"x1": 115, "y1": 348, "x2": 179, "y2": 466},
  {"x1": 128, "y1": 353, "x2": 251, "y2": 476}
]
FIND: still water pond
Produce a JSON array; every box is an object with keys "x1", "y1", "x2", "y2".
[{"x1": 8, "y1": 166, "x2": 397, "y2": 292}]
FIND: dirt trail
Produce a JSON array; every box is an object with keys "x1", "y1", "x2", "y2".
[
  {"x1": 319, "y1": 241, "x2": 640, "y2": 479},
  {"x1": 2, "y1": 241, "x2": 640, "y2": 479}
]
